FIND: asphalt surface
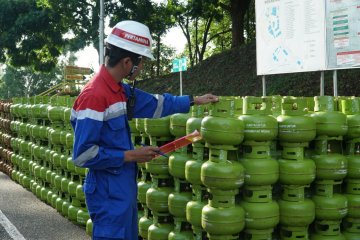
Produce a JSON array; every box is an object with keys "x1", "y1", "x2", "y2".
[{"x1": 0, "y1": 172, "x2": 91, "y2": 240}]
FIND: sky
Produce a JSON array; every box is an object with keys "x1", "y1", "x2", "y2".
[{"x1": 75, "y1": 0, "x2": 187, "y2": 71}]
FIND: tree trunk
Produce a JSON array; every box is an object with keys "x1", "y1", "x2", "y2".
[
  {"x1": 230, "y1": 0, "x2": 251, "y2": 48},
  {"x1": 156, "y1": 34, "x2": 161, "y2": 76}
]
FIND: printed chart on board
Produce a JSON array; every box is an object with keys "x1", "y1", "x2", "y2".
[
  {"x1": 256, "y1": 0, "x2": 360, "y2": 75},
  {"x1": 256, "y1": 0, "x2": 326, "y2": 75},
  {"x1": 326, "y1": 0, "x2": 360, "y2": 69}
]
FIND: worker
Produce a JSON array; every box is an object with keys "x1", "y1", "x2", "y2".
[{"x1": 71, "y1": 20, "x2": 218, "y2": 240}]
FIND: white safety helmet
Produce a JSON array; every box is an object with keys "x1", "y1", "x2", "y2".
[{"x1": 106, "y1": 20, "x2": 155, "y2": 60}]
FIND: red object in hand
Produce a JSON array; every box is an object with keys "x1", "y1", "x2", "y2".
[{"x1": 159, "y1": 130, "x2": 202, "y2": 155}]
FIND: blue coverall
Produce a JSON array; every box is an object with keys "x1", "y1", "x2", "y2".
[{"x1": 71, "y1": 65, "x2": 190, "y2": 239}]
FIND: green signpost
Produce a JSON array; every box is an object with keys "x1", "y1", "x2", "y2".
[{"x1": 171, "y1": 57, "x2": 187, "y2": 95}]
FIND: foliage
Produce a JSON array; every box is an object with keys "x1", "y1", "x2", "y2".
[
  {"x1": 0, "y1": 0, "x2": 255, "y2": 74},
  {"x1": 139, "y1": 44, "x2": 176, "y2": 79},
  {"x1": 168, "y1": 0, "x2": 228, "y2": 66},
  {"x1": 0, "y1": 64, "x2": 63, "y2": 99},
  {"x1": 0, "y1": 0, "x2": 67, "y2": 71}
]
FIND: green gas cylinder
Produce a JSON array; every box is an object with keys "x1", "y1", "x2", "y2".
[
  {"x1": 128, "y1": 119, "x2": 140, "y2": 134},
  {"x1": 241, "y1": 143, "x2": 279, "y2": 186},
  {"x1": 54, "y1": 173, "x2": 63, "y2": 190},
  {"x1": 169, "y1": 148, "x2": 190, "y2": 179},
  {"x1": 30, "y1": 97, "x2": 42, "y2": 120},
  {"x1": 65, "y1": 132, "x2": 74, "y2": 150},
  {"x1": 60, "y1": 154, "x2": 68, "y2": 170},
  {"x1": 86, "y1": 219, "x2": 93, "y2": 236},
  {"x1": 344, "y1": 193, "x2": 360, "y2": 218},
  {"x1": 50, "y1": 171, "x2": 57, "y2": 186},
  {"x1": 186, "y1": 196, "x2": 207, "y2": 228},
  {"x1": 201, "y1": 147, "x2": 244, "y2": 190},
  {"x1": 342, "y1": 98, "x2": 360, "y2": 139},
  {"x1": 342, "y1": 217, "x2": 360, "y2": 236},
  {"x1": 40, "y1": 186, "x2": 50, "y2": 202},
  {"x1": 342, "y1": 231, "x2": 360, "y2": 240},
  {"x1": 279, "y1": 155, "x2": 316, "y2": 185},
  {"x1": 186, "y1": 105, "x2": 207, "y2": 138},
  {"x1": 77, "y1": 208, "x2": 90, "y2": 226},
  {"x1": 278, "y1": 198, "x2": 315, "y2": 226},
  {"x1": 51, "y1": 151, "x2": 62, "y2": 168},
  {"x1": 347, "y1": 150, "x2": 360, "y2": 179},
  {"x1": 35, "y1": 183, "x2": 42, "y2": 198},
  {"x1": 136, "y1": 118, "x2": 146, "y2": 134},
  {"x1": 47, "y1": 96, "x2": 66, "y2": 124},
  {"x1": 48, "y1": 128, "x2": 62, "y2": 146},
  {"x1": 39, "y1": 165, "x2": 49, "y2": 181},
  {"x1": 59, "y1": 130, "x2": 67, "y2": 146},
  {"x1": 312, "y1": 220, "x2": 346, "y2": 239},
  {"x1": 10, "y1": 137, "x2": 18, "y2": 152},
  {"x1": 170, "y1": 113, "x2": 190, "y2": 137},
  {"x1": 31, "y1": 144, "x2": 42, "y2": 161},
  {"x1": 312, "y1": 194, "x2": 347, "y2": 220},
  {"x1": 139, "y1": 214, "x2": 153, "y2": 238},
  {"x1": 240, "y1": 200, "x2": 279, "y2": 229},
  {"x1": 50, "y1": 192, "x2": 58, "y2": 209},
  {"x1": 30, "y1": 125, "x2": 41, "y2": 140},
  {"x1": 202, "y1": 204, "x2": 245, "y2": 236},
  {"x1": 168, "y1": 185, "x2": 192, "y2": 218},
  {"x1": 201, "y1": 97, "x2": 244, "y2": 146},
  {"x1": 185, "y1": 153, "x2": 204, "y2": 186},
  {"x1": 311, "y1": 96, "x2": 348, "y2": 137},
  {"x1": 10, "y1": 98, "x2": 20, "y2": 118},
  {"x1": 68, "y1": 179, "x2": 79, "y2": 197},
  {"x1": 145, "y1": 116, "x2": 172, "y2": 137},
  {"x1": 46, "y1": 189, "x2": 54, "y2": 205},
  {"x1": 146, "y1": 179, "x2": 173, "y2": 214},
  {"x1": 56, "y1": 196, "x2": 64, "y2": 213},
  {"x1": 45, "y1": 169, "x2": 53, "y2": 184},
  {"x1": 312, "y1": 153, "x2": 347, "y2": 180},
  {"x1": 277, "y1": 97, "x2": 316, "y2": 143},
  {"x1": 30, "y1": 178, "x2": 37, "y2": 194},
  {"x1": 63, "y1": 106, "x2": 71, "y2": 125},
  {"x1": 62, "y1": 200, "x2": 71, "y2": 217},
  {"x1": 145, "y1": 155, "x2": 170, "y2": 178},
  {"x1": 76, "y1": 184, "x2": 85, "y2": 201},
  {"x1": 44, "y1": 148, "x2": 52, "y2": 163},
  {"x1": 239, "y1": 96, "x2": 278, "y2": 141},
  {"x1": 138, "y1": 179, "x2": 152, "y2": 205},
  {"x1": 75, "y1": 166, "x2": 86, "y2": 176},
  {"x1": 61, "y1": 176, "x2": 70, "y2": 193},
  {"x1": 148, "y1": 216, "x2": 174, "y2": 240},
  {"x1": 168, "y1": 221, "x2": 193, "y2": 240},
  {"x1": 68, "y1": 199, "x2": 81, "y2": 222},
  {"x1": 185, "y1": 106, "x2": 207, "y2": 185},
  {"x1": 67, "y1": 156, "x2": 75, "y2": 173},
  {"x1": 33, "y1": 163, "x2": 41, "y2": 179},
  {"x1": 21, "y1": 174, "x2": 31, "y2": 189}
]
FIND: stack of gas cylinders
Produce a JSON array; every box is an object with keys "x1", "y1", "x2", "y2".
[{"x1": 0, "y1": 95, "x2": 359, "y2": 240}]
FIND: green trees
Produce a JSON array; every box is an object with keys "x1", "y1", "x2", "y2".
[
  {"x1": 0, "y1": 0, "x2": 67, "y2": 71},
  {"x1": 0, "y1": 65, "x2": 62, "y2": 99},
  {"x1": 0, "y1": 0, "x2": 255, "y2": 73}
]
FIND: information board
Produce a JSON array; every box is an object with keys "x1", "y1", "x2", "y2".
[
  {"x1": 326, "y1": 0, "x2": 360, "y2": 69},
  {"x1": 256, "y1": 0, "x2": 360, "y2": 75}
]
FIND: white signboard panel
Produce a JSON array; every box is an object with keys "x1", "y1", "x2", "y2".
[
  {"x1": 326, "y1": 0, "x2": 360, "y2": 69},
  {"x1": 256, "y1": 0, "x2": 326, "y2": 75}
]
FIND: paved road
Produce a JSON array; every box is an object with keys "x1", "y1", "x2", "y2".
[{"x1": 0, "y1": 172, "x2": 91, "y2": 240}]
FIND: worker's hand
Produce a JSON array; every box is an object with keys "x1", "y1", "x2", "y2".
[
  {"x1": 195, "y1": 94, "x2": 219, "y2": 105},
  {"x1": 124, "y1": 146, "x2": 160, "y2": 163}
]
